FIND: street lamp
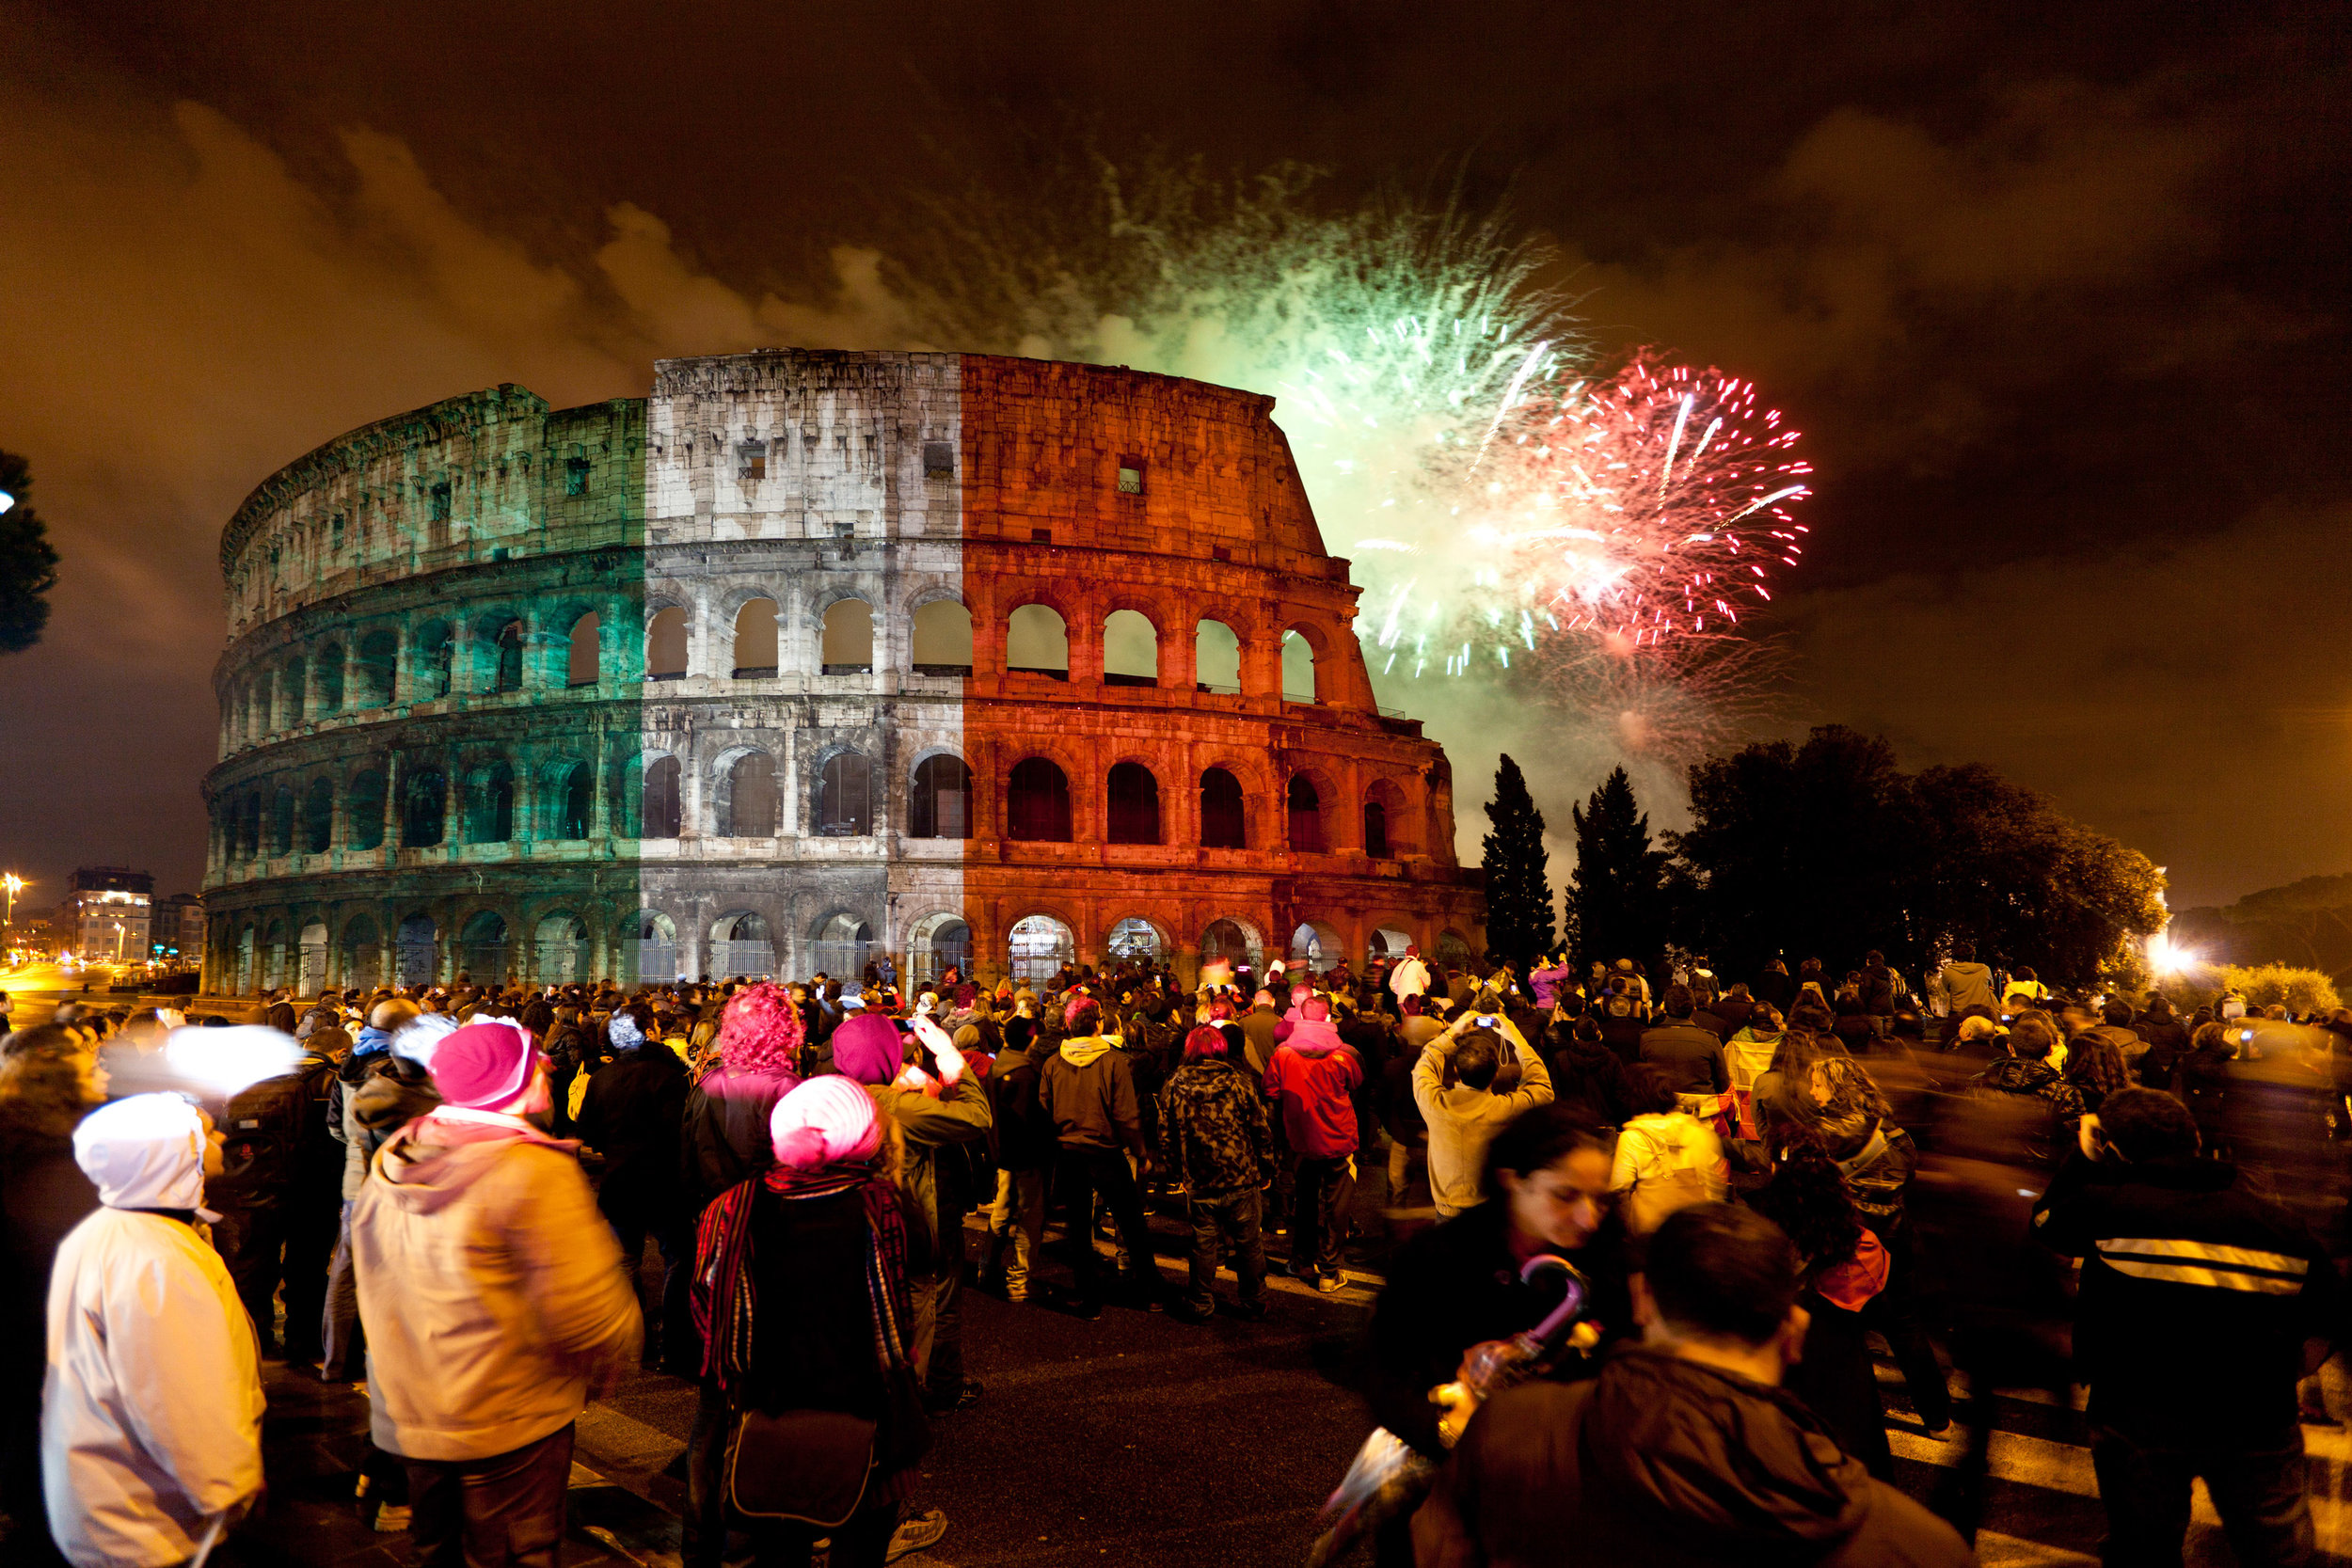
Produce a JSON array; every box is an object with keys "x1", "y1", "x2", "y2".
[{"x1": 2, "y1": 873, "x2": 24, "y2": 927}]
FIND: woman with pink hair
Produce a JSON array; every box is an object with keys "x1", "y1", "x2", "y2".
[{"x1": 689, "y1": 1077, "x2": 936, "y2": 1567}]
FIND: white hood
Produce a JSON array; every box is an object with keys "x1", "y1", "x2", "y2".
[{"x1": 72, "y1": 1093, "x2": 210, "y2": 1214}]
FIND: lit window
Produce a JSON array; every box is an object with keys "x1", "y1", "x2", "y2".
[
  {"x1": 1117, "y1": 457, "x2": 1145, "y2": 495},
  {"x1": 739, "y1": 440, "x2": 767, "y2": 483}
]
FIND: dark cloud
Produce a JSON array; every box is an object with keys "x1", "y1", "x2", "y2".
[{"x1": 0, "y1": 0, "x2": 2342, "y2": 911}]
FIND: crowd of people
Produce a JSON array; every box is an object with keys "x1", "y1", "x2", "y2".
[{"x1": 0, "y1": 937, "x2": 2344, "y2": 1567}]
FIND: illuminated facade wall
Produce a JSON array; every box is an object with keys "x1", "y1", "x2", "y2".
[{"x1": 201, "y1": 351, "x2": 1483, "y2": 994}]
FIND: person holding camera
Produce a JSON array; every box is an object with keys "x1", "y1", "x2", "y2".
[{"x1": 1413, "y1": 1010, "x2": 1553, "y2": 1220}]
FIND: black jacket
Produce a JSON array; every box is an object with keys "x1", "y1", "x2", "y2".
[
  {"x1": 1549, "y1": 1040, "x2": 1630, "y2": 1128},
  {"x1": 1419, "y1": 1350, "x2": 1971, "y2": 1567},
  {"x1": 210, "y1": 1050, "x2": 339, "y2": 1209},
  {"x1": 1367, "y1": 1198, "x2": 1631, "y2": 1456},
  {"x1": 985, "y1": 1048, "x2": 1057, "y2": 1172},
  {"x1": 683, "y1": 1063, "x2": 797, "y2": 1212},
  {"x1": 2034, "y1": 1151, "x2": 2344, "y2": 1443},
  {"x1": 578, "y1": 1047, "x2": 690, "y2": 1205},
  {"x1": 1639, "y1": 1022, "x2": 1729, "y2": 1096}
]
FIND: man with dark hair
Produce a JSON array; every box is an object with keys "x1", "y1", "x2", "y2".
[
  {"x1": 1416, "y1": 1202, "x2": 1969, "y2": 1567},
  {"x1": 1637, "y1": 985, "x2": 1728, "y2": 1101},
  {"x1": 1413, "y1": 1014, "x2": 1552, "y2": 1219},
  {"x1": 2034, "y1": 1086, "x2": 2342, "y2": 1566},
  {"x1": 1039, "y1": 997, "x2": 1161, "y2": 1318}
]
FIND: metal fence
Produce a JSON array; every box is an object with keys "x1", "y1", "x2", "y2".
[{"x1": 709, "y1": 940, "x2": 778, "y2": 980}]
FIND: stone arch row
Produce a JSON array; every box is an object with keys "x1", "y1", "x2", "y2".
[{"x1": 209, "y1": 738, "x2": 1435, "y2": 861}]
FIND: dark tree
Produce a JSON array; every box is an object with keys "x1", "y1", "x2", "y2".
[
  {"x1": 1569, "y1": 767, "x2": 1669, "y2": 971},
  {"x1": 0, "y1": 450, "x2": 60, "y2": 655},
  {"x1": 1481, "y1": 753, "x2": 1556, "y2": 970}
]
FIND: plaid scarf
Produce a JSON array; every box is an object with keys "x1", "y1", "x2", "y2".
[{"x1": 691, "y1": 1161, "x2": 914, "y2": 1404}]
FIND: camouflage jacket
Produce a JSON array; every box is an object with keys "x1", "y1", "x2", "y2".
[{"x1": 1159, "y1": 1059, "x2": 1276, "y2": 1194}]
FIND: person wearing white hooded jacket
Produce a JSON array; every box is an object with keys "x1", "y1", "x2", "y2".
[{"x1": 42, "y1": 1092, "x2": 264, "y2": 1568}]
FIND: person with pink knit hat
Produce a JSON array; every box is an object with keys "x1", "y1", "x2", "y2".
[{"x1": 690, "y1": 1076, "x2": 940, "y2": 1567}]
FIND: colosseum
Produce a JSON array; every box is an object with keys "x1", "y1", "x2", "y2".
[{"x1": 200, "y1": 350, "x2": 1486, "y2": 994}]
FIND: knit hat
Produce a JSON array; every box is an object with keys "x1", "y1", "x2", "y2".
[
  {"x1": 771, "y1": 1075, "x2": 882, "y2": 1170},
  {"x1": 830, "y1": 1012, "x2": 905, "y2": 1085},
  {"x1": 718, "y1": 982, "x2": 804, "y2": 1075},
  {"x1": 427, "y1": 1019, "x2": 541, "y2": 1110}
]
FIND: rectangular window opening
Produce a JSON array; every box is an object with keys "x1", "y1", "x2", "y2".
[
  {"x1": 1031, "y1": 528, "x2": 1053, "y2": 544},
  {"x1": 1117, "y1": 457, "x2": 1145, "y2": 496},
  {"x1": 923, "y1": 441, "x2": 956, "y2": 479},
  {"x1": 564, "y1": 457, "x2": 590, "y2": 497},
  {"x1": 739, "y1": 440, "x2": 767, "y2": 483}
]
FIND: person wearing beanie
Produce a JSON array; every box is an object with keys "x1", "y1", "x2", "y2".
[
  {"x1": 351, "y1": 1019, "x2": 641, "y2": 1567},
  {"x1": 690, "y1": 1078, "x2": 940, "y2": 1567},
  {"x1": 834, "y1": 1011, "x2": 993, "y2": 1415},
  {"x1": 1159, "y1": 1024, "x2": 1276, "y2": 1323},
  {"x1": 41, "y1": 1094, "x2": 264, "y2": 1568}
]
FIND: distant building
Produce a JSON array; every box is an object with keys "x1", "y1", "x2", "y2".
[
  {"x1": 67, "y1": 866, "x2": 153, "y2": 963},
  {"x1": 159, "y1": 892, "x2": 206, "y2": 961}
]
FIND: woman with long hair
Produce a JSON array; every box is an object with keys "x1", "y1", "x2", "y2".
[
  {"x1": 2063, "y1": 1031, "x2": 2130, "y2": 1116},
  {"x1": 1749, "y1": 1136, "x2": 1894, "y2": 1478},
  {"x1": 691, "y1": 1076, "x2": 930, "y2": 1568}
]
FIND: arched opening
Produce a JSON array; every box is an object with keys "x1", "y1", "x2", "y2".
[
  {"x1": 302, "y1": 777, "x2": 334, "y2": 854},
  {"x1": 709, "y1": 911, "x2": 776, "y2": 979},
  {"x1": 236, "y1": 926, "x2": 257, "y2": 993},
  {"x1": 533, "y1": 913, "x2": 590, "y2": 984},
  {"x1": 457, "y1": 910, "x2": 509, "y2": 983},
  {"x1": 357, "y1": 629, "x2": 398, "y2": 707},
  {"x1": 912, "y1": 599, "x2": 974, "y2": 675},
  {"x1": 810, "y1": 912, "x2": 875, "y2": 981},
  {"x1": 909, "y1": 754, "x2": 971, "y2": 839},
  {"x1": 1281, "y1": 628, "x2": 1317, "y2": 703},
  {"x1": 1287, "y1": 774, "x2": 1325, "y2": 851},
  {"x1": 1363, "y1": 799, "x2": 1391, "y2": 859},
  {"x1": 733, "y1": 599, "x2": 778, "y2": 678},
  {"x1": 348, "y1": 772, "x2": 386, "y2": 850},
  {"x1": 262, "y1": 919, "x2": 286, "y2": 990},
  {"x1": 342, "y1": 914, "x2": 382, "y2": 990},
  {"x1": 723, "y1": 751, "x2": 780, "y2": 836},
  {"x1": 395, "y1": 915, "x2": 437, "y2": 987},
  {"x1": 1007, "y1": 604, "x2": 1069, "y2": 679},
  {"x1": 1008, "y1": 913, "x2": 1073, "y2": 985},
  {"x1": 1370, "y1": 927, "x2": 1415, "y2": 961},
  {"x1": 567, "y1": 611, "x2": 601, "y2": 686},
  {"x1": 282, "y1": 660, "x2": 307, "y2": 728},
  {"x1": 1201, "y1": 918, "x2": 1263, "y2": 979},
  {"x1": 1106, "y1": 762, "x2": 1161, "y2": 845},
  {"x1": 1365, "y1": 778, "x2": 1415, "y2": 857},
  {"x1": 269, "y1": 784, "x2": 295, "y2": 856},
  {"x1": 909, "y1": 911, "x2": 970, "y2": 986},
  {"x1": 1291, "y1": 920, "x2": 1343, "y2": 974},
  {"x1": 1195, "y1": 620, "x2": 1242, "y2": 693},
  {"x1": 493, "y1": 618, "x2": 525, "y2": 693},
  {"x1": 815, "y1": 752, "x2": 873, "y2": 836},
  {"x1": 1106, "y1": 916, "x2": 1163, "y2": 962},
  {"x1": 297, "y1": 921, "x2": 328, "y2": 995},
  {"x1": 415, "y1": 621, "x2": 453, "y2": 700},
  {"x1": 552, "y1": 762, "x2": 591, "y2": 840},
  {"x1": 315, "y1": 646, "x2": 344, "y2": 713},
  {"x1": 1103, "y1": 610, "x2": 1158, "y2": 687},
  {"x1": 403, "y1": 768, "x2": 448, "y2": 847},
  {"x1": 646, "y1": 606, "x2": 690, "y2": 679},
  {"x1": 240, "y1": 794, "x2": 262, "y2": 860},
  {"x1": 821, "y1": 599, "x2": 874, "y2": 675},
  {"x1": 1200, "y1": 767, "x2": 1247, "y2": 848},
  {"x1": 1007, "y1": 757, "x2": 1072, "y2": 842},
  {"x1": 466, "y1": 760, "x2": 515, "y2": 844},
  {"x1": 628, "y1": 911, "x2": 678, "y2": 985},
  {"x1": 642, "y1": 754, "x2": 682, "y2": 839}
]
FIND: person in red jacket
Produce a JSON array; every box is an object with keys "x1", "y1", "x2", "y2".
[{"x1": 1262, "y1": 997, "x2": 1363, "y2": 1293}]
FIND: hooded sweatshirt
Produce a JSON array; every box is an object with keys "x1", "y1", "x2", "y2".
[
  {"x1": 1039, "y1": 1034, "x2": 1143, "y2": 1154},
  {"x1": 43, "y1": 1097, "x2": 264, "y2": 1568},
  {"x1": 1931, "y1": 961, "x2": 1998, "y2": 1017},
  {"x1": 351, "y1": 1112, "x2": 641, "y2": 1461},
  {"x1": 1263, "y1": 1031, "x2": 1364, "y2": 1158},
  {"x1": 1417, "y1": 1348, "x2": 1970, "y2": 1568}
]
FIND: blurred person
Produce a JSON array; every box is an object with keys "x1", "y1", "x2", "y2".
[
  {"x1": 1861, "y1": 950, "x2": 1900, "y2": 1036},
  {"x1": 1638, "y1": 984, "x2": 1729, "y2": 1101},
  {"x1": 353, "y1": 1019, "x2": 642, "y2": 1568},
  {"x1": 689, "y1": 1077, "x2": 934, "y2": 1568},
  {"x1": 2133, "y1": 998, "x2": 2192, "y2": 1087},
  {"x1": 2063, "y1": 1031, "x2": 2131, "y2": 1117},
  {"x1": 1546, "y1": 1016, "x2": 1630, "y2": 1129},
  {"x1": 42, "y1": 1095, "x2": 263, "y2": 1568},
  {"x1": 2177, "y1": 1022, "x2": 2239, "y2": 1158},
  {"x1": 1414, "y1": 1015, "x2": 1553, "y2": 1219},
  {"x1": 1751, "y1": 1138, "x2": 1894, "y2": 1478},
  {"x1": 1931, "y1": 944, "x2": 1999, "y2": 1039},
  {"x1": 1707, "y1": 981, "x2": 1756, "y2": 1039},
  {"x1": 0, "y1": 1026, "x2": 103, "y2": 1567},
  {"x1": 2036, "y1": 1087, "x2": 2342, "y2": 1566},
  {"x1": 1158, "y1": 1024, "x2": 1276, "y2": 1323},
  {"x1": 1608, "y1": 1065, "x2": 1729, "y2": 1234},
  {"x1": 577, "y1": 1003, "x2": 694, "y2": 1372},
  {"x1": 1415, "y1": 1203, "x2": 1970, "y2": 1567},
  {"x1": 980, "y1": 1006, "x2": 1054, "y2": 1302},
  {"x1": 1368, "y1": 1103, "x2": 1633, "y2": 1568},
  {"x1": 206, "y1": 1019, "x2": 340, "y2": 1360}
]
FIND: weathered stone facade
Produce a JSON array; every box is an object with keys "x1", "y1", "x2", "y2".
[{"x1": 202, "y1": 351, "x2": 1485, "y2": 994}]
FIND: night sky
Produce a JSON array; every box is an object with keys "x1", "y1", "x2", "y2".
[{"x1": 2, "y1": 1, "x2": 2343, "y2": 913}]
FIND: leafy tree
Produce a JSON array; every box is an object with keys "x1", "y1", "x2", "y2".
[
  {"x1": 1481, "y1": 753, "x2": 1556, "y2": 971},
  {"x1": 0, "y1": 450, "x2": 60, "y2": 654},
  {"x1": 1568, "y1": 767, "x2": 1668, "y2": 971}
]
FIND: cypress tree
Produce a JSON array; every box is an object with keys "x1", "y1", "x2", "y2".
[
  {"x1": 1481, "y1": 753, "x2": 1557, "y2": 970},
  {"x1": 1570, "y1": 767, "x2": 1669, "y2": 969}
]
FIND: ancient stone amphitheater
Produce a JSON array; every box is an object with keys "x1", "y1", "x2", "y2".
[{"x1": 201, "y1": 350, "x2": 1485, "y2": 993}]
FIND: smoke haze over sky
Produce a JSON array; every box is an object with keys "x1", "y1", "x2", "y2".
[{"x1": 1, "y1": 0, "x2": 2343, "y2": 913}]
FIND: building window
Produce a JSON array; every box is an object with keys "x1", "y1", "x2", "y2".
[
  {"x1": 429, "y1": 482, "x2": 453, "y2": 523},
  {"x1": 642, "y1": 755, "x2": 682, "y2": 840},
  {"x1": 1364, "y1": 799, "x2": 1391, "y2": 859},
  {"x1": 1117, "y1": 456, "x2": 1145, "y2": 495},
  {"x1": 403, "y1": 768, "x2": 447, "y2": 848},
  {"x1": 348, "y1": 771, "x2": 387, "y2": 851},
  {"x1": 564, "y1": 457, "x2": 590, "y2": 497},
  {"x1": 1200, "y1": 767, "x2": 1247, "y2": 848},
  {"x1": 723, "y1": 752, "x2": 780, "y2": 836},
  {"x1": 923, "y1": 440, "x2": 955, "y2": 479},
  {"x1": 1007, "y1": 757, "x2": 1073, "y2": 842},
  {"x1": 494, "y1": 620, "x2": 525, "y2": 693},
  {"x1": 1106, "y1": 762, "x2": 1161, "y2": 845},
  {"x1": 820, "y1": 600, "x2": 874, "y2": 675},
  {"x1": 1287, "y1": 774, "x2": 1324, "y2": 851},
  {"x1": 303, "y1": 778, "x2": 334, "y2": 854},
  {"x1": 738, "y1": 440, "x2": 767, "y2": 482},
  {"x1": 815, "y1": 752, "x2": 874, "y2": 837},
  {"x1": 554, "y1": 763, "x2": 591, "y2": 840},
  {"x1": 910, "y1": 755, "x2": 972, "y2": 839}
]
